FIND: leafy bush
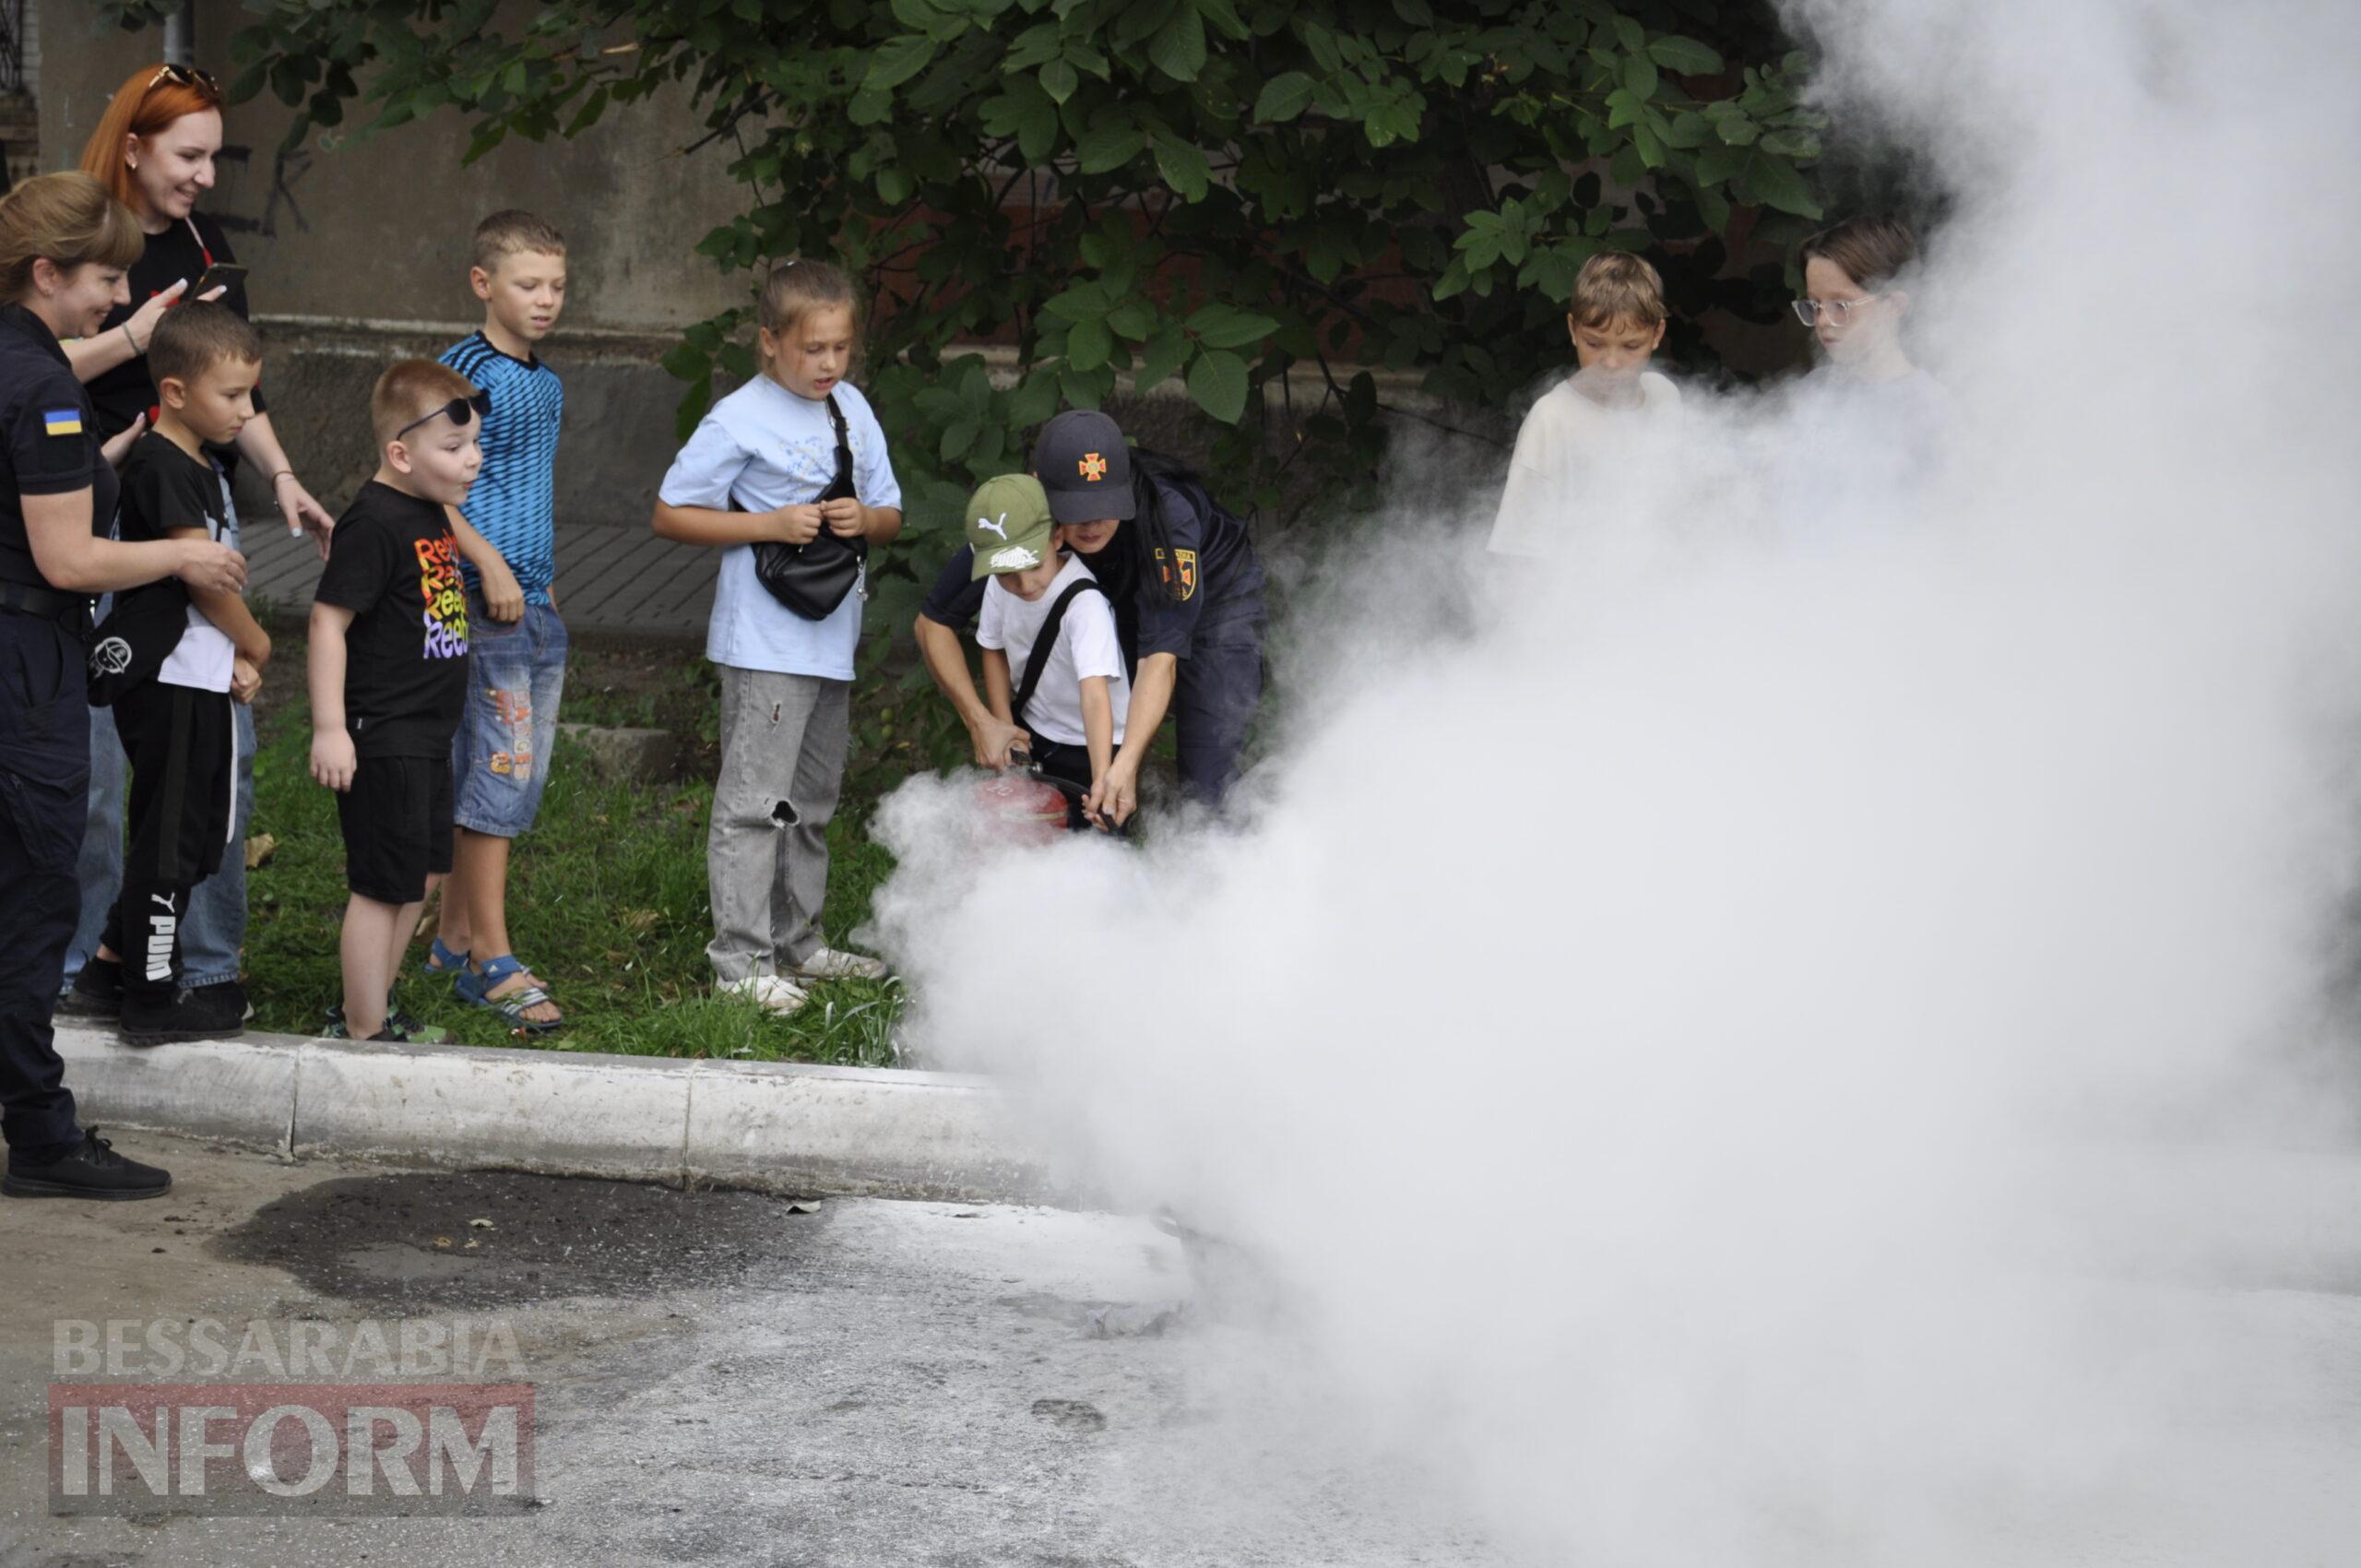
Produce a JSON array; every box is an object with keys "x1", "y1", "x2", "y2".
[{"x1": 113, "y1": 0, "x2": 1825, "y2": 587}]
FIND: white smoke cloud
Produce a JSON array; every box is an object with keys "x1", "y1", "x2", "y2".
[{"x1": 870, "y1": 0, "x2": 2361, "y2": 1559}]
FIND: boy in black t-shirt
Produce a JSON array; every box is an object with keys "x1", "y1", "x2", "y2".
[
  {"x1": 89, "y1": 304, "x2": 272, "y2": 1043},
  {"x1": 309, "y1": 361, "x2": 491, "y2": 1041}
]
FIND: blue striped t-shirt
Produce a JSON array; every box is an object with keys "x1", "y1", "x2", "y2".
[{"x1": 440, "y1": 331, "x2": 564, "y2": 605}]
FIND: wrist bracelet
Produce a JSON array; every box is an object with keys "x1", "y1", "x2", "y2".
[
  {"x1": 120, "y1": 322, "x2": 140, "y2": 356},
  {"x1": 268, "y1": 469, "x2": 296, "y2": 488}
]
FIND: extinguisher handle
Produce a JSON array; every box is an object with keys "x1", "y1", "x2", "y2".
[{"x1": 999, "y1": 746, "x2": 1087, "y2": 800}]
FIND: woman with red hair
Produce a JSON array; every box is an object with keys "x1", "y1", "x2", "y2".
[
  {"x1": 52, "y1": 64, "x2": 331, "y2": 1030},
  {"x1": 68, "y1": 64, "x2": 331, "y2": 543}
]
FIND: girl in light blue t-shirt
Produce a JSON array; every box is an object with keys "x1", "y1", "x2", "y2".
[{"x1": 652, "y1": 260, "x2": 903, "y2": 1014}]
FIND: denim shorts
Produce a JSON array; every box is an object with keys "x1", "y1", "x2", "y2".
[{"x1": 451, "y1": 596, "x2": 568, "y2": 837}]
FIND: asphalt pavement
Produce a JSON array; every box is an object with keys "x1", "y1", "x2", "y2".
[
  {"x1": 0, "y1": 1134, "x2": 1501, "y2": 1568},
  {"x1": 6, "y1": 1134, "x2": 2361, "y2": 1566}
]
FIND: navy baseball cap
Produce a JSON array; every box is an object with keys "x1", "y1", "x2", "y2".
[{"x1": 1032, "y1": 410, "x2": 1136, "y2": 525}]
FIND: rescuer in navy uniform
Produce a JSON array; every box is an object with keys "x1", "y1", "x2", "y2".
[
  {"x1": 0, "y1": 172, "x2": 244, "y2": 1201},
  {"x1": 916, "y1": 410, "x2": 1267, "y2": 826}
]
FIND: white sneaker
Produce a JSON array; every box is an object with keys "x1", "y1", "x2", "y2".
[
  {"x1": 718, "y1": 974, "x2": 810, "y2": 1015},
  {"x1": 789, "y1": 946, "x2": 889, "y2": 982}
]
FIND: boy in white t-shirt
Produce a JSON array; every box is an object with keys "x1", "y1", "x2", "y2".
[
  {"x1": 88, "y1": 303, "x2": 269, "y2": 1042},
  {"x1": 1489, "y1": 252, "x2": 1682, "y2": 558},
  {"x1": 967, "y1": 474, "x2": 1131, "y2": 834}
]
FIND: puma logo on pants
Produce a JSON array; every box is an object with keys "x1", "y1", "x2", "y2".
[{"x1": 144, "y1": 894, "x2": 180, "y2": 983}]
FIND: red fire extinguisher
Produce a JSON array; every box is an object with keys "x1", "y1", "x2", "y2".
[{"x1": 973, "y1": 750, "x2": 1089, "y2": 846}]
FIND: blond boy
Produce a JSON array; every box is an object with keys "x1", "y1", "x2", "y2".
[
  {"x1": 1489, "y1": 252, "x2": 1682, "y2": 557},
  {"x1": 429, "y1": 210, "x2": 570, "y2": 1033},
  {"x1": 309, "y1": 361, "x2": 495, "y2": 1040}
]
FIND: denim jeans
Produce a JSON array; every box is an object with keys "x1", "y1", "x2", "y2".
[{"x1": 451, "y1": 595, "x2": 568, "y2": 837}]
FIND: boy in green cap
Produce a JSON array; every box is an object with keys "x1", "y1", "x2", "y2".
[{"x1": 967, "y1": 474, "x2": 1130, "y2": 832}]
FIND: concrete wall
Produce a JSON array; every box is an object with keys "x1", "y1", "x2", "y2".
[
  {"x1": 33, "y1": 1, "x2": 753, "y2": 524},
  {"x1": 220, "y1": 316, "x2": 694, "y2": 529},
  {"x1": 35, "y1": 0, "x2": 750, "y2": 332}
]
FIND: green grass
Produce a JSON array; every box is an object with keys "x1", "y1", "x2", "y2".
[{"x1": 243, "y1": 638, "x2": 908, "y2": 1066}]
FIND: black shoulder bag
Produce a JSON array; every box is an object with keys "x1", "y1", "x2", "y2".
[
  {"x1": 748, "y1": 393, "x2": 866, "y2": 621},
  {"x1": 88, "y1": 485, "x2": 222, "y2": 706},
  {"x1": 86, "y1": 583, "x2": 190, "y2": 707},
  {"x1": 1010, "y1": 577, "x2": 1107, "y2": 731}
]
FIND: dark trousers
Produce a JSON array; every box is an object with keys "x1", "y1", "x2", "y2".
[
  {"x1": 102, "y1": 682, "x2": 232, "y2": 1002},
  {"x1": 0, "y1": 611, "x2": 90, "y2": 1163},
  {"x1": 1169, "y1": 607, "x2": 1267, "y2": 808}
]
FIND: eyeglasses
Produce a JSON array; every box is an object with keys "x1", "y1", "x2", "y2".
[
  {"x1": 1792, "y1": 296, "x2": 1881, "y2": 327},
  {"x1": 146, "y1": 63, "x2": 222, "y2": 100},
  {"x1": 393, "y1": 389, "x2": 492, "y2": 442}
]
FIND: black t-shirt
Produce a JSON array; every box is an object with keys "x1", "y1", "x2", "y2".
[
  {"x1": 313, "y1": 481, "x2": 470, "y2": 758},
  {"x1": 918, "y1": 473, "x2": 1264, "y2": 664},
  {"x1": 88, "y1": 211, "x2": 265, "y2": 463},
  {"x1": 117, "y1": 432, "x2": 227, "y2": 544},
  {"x1": 100, "y1": 433, "x2": 229, "y2": 677},
  {"x1": 0, "y1": 303, "x2": 116, "y2": 590}
]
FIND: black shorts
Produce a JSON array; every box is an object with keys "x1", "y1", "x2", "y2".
[{"x1": 336, "y1": 754, "x2": 454, "y2": 905}]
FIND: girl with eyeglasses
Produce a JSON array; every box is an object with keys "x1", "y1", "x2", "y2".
[
  {"x1": 1794, "y1": 216, "x2": 1928, "y2": 385},
  {"x1": 1788, "y1": 216, "x2": 1958, "y2": 509}
]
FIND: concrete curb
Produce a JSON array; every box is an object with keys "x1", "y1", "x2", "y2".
[{"x1": 53, "y1": 1023, "x2": 1043, "y2": 1204}]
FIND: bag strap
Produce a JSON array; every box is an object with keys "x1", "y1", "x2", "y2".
[
  {"x1": 825, "y1": 392, "x2": 852, "y2": 492},
  {"x1": 1011, "y1": 576, "x2": 1106, "y2": 731},
  {"x1": 726, "y1": 394, "x2": 857, "y2": 515},
  {"x1": 205, "y1": 457, "x2": 230, "y2": 544}
]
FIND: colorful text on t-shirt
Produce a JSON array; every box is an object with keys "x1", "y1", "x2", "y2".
[{"x1": 415, "y1": 532, "x2": 469, "y2": 658}]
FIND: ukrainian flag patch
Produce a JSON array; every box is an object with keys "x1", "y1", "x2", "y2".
[{"x1": 42, "y1": 408, "x2": 83, "y2": 437}]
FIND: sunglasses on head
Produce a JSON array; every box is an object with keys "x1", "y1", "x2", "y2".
[
  {"x1": 394, "y1": 389, "x2": 492, "y2": 442},
  {"x1": 147, "y1": 63, "x2": 222, "y2": 100}
]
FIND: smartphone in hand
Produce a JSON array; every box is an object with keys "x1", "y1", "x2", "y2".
[{"x1": 192, "y1": 263, "x2": 247, "y2": 297}]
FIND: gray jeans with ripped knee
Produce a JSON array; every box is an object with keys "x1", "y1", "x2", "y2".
[{"x1": 706, "y1": 665, "x2": 850, "y2": 984}]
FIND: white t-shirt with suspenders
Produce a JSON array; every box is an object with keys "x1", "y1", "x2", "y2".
[{"x1": 977, "y1": 553, "x2": 1130, "y2": 749}]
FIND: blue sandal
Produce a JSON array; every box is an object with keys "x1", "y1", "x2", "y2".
[
  {"x1": 457, "y1": 955, "x2": 565, "y2": 1036},
  {"x1": 422, "y1": 936, "x2": 470, "y2": 991}
]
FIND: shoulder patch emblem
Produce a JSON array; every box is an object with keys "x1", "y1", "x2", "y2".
[
  {"x1": 43, "y1": 408, "x2": 83, "y2": 437},
  {"x1": 1154, "y1": 546, "x2": 1199, "y2": 601}
]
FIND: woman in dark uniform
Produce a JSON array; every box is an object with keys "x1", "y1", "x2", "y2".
[
  {"x1": 0, "y1": 172, "x2": 244, "y2": 1201},
  {"x1": 916, "y1": 410, "x2": 1268, "y2": 826}
]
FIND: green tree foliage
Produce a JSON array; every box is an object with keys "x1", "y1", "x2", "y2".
[{"x1": 111, "y1": 0, "x2": 1823, "y2": 613}]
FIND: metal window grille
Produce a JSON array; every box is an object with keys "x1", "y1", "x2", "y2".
[{"x1": 0, "y1": 1, "x2": 28, "y2": 96}]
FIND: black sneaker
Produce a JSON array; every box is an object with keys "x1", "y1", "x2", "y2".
[
  {"x1": 3, "y1": 1129, "x2": 171, "y2": 1201},
  {"x1": 120, "y1": 985, "x2": 250, "y2": 1043},
  {"x1": 188, "y1": 979, "x2": 255, "y2": 1024},
  {"x1": 57, "y1": 957, "x2": 125, "y2": 1021},
  {"x1": 324, "y1": 999, "x2": 447, "y2": 1044},
  {"x1": 322, "y1": 1016, "x2": 416, "y2": 1042}
]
